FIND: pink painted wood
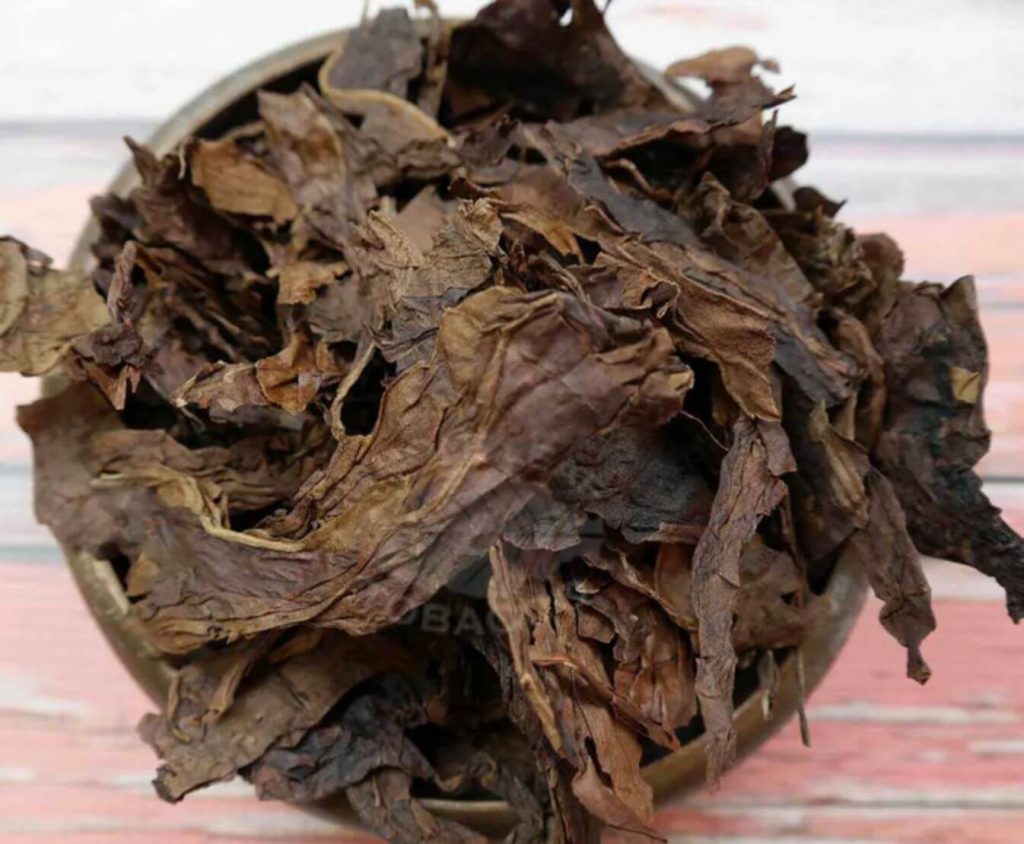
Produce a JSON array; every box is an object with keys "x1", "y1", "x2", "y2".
[{"x1": 0, "y1": 129, "x2": 1022, "y2": 841}]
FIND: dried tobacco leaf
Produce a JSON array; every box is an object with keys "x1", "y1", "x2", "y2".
[
  {"x1": 873, "y1": 277, "x2": 1024, "y2": 621},
  {"x1": 140, "y1": 631, "x2": 406, "y2": 801},
  {"x1": 324, "y1": 8, "x2": 424, "y2": 98},
  {"x1": 124, "y1": 286, "x2": 692, "y2": 654},
  {"x1": 488, "y1": 544, "x2": 659, "y2": 841},
  {"x1": 0, "y1": 238, "x2": 109, "y2": 376},
  {"x1": 188, "y1": 138, "x2": 298, "y2": 223},
  {"x1": 838, "y1": 469, "x2": 935, "y2": 683},
  {"x1": 692, "y1": 417, "x2": 793, "y2": 784},
  {"x1": 3, "y1": 3, "x2": 1018, "y2": 841}
]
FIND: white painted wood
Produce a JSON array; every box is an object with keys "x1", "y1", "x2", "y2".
[{"x1": 0, "y1": 0, "x2": 1022, "y2": 134}]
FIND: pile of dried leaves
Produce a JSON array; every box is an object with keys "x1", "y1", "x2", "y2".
[{"x1": 3, "y1": 1, "x2": 1022, "y2": 841}]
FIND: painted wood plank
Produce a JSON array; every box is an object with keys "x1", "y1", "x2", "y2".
[
  {"x1": 1, "y1": 561, "x2": 1021, "y2": 841},
  {"x1": 803, "y1": 136, "x2": 1024, "y2": 221},
  {"x1": 0, "y1": 20, "x2": 1020, "y2": 842},
  {"x1": 655, "y1": 598, "x2": 1024, "y2": 842},
  {"x1": 2, "y1": 0, "x2": 1024, "y2": 136},
  {"x1": 0, "y1": 131, "x2": 1021, "y2": 267},
  {"x1": 850, "y1": 212, "x2": 1024, "y2": 283}
]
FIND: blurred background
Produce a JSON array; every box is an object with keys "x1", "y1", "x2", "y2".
[{"x1": 0, "y1": 2, "x2": 1022, "y2": 842}]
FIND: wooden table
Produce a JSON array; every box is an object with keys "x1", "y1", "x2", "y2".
[{"x1": 2, "y1": 46, "x2": 1023, "y2": 844}]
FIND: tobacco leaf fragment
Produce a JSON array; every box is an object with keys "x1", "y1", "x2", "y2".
[
  {"x1": 732, "y1": 537, "x2": 812, "y2": 652},
  {"x1": 347, "y1": 769, "x2": 487, "y2": 844},
  {"x1": 873, "y1": 277, "x2": 1024, "y2": 622},
  {"x1": 692, "y1": 417, "x2": 793, "y2": 784},
  {"x1": 838, "y1": 469, "x2": 935, "y2": 683},
  {"x1": 0, "y1": 238, "x2": 109, "y2": 376},
  {"x1": 258, "y1": 89, "x2": 379, "y2": 244},
  {"x1": 139, "y1": 631, "x2": 404, "y2": 802},
  {"x1": 246, "y1": 676, "x2": 433, "y2": 804},
  {"x1": 566, "y1": 561, "x2": 699, "y2": 735},
  {"x1": 126, "y1": 140, "x2": 254, "y2": 277},
  {"x1": 18, "y1": 383, "x2": 134, "y2": 556},
  {"x1": 783, "y1": 398, "x2": 869, "y2": 564},
  {"x1": 488, "y1": 544, "x2": 660, "y2": 841},
  {"x1": 447, "y1": 0, "x2": 664, "y2": 123},
  {"x1": 542, "y1": 424, "x2": 711, "y2": 545},
  {"x1": 324, "y1": 8, "x2": 424, "y2": 99},
  {"x1": 188, "y1": 138, "x2": 298, "y2": 223}
]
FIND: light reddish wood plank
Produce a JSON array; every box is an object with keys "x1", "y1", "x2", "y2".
[
  {"x1": 0, "y1": 562, "x2": 374, "y2": 842},
  {"x1": 980, "y1": 311, "x2": 1024, "y2": 381},
  {"x1": 978, "y1": 381, "x2": 1024, "y2": 478},
  {"x1": 850, "y1": 212, "x2": 1024, "y2": 280},
  {"x1": 0, "y1": 374, "x2": 37, "y2": 466},
  {"x1": 1, "y1": 560, "x2": 1022, "y2": 842},
  {"x1": 651, "y1": 806, "x2": 1024, "y2": 844},
  {"x1": 0, "y1": 183, "x2": 107, "y2": 265},
  {"x1": 652, "y1": 597, "x2": 1024, "y2": 842}
]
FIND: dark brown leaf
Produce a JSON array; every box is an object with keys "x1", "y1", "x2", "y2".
[
  {"x1": 873, "y1": 277, "x2": 1024, "y2": 622},
  {"x1": 692, "y1": 417, "x2": 793, "y2": 784}
]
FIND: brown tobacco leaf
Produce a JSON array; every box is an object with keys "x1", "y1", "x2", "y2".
[
  {"x1": 18, "y1": 383, "x2": 134, "y2": 557},
  {"x1": 542, "y1": 424, "x2": 713, "y2": 545},
  {"x1": 447, "y1": 0, "x2": 664, "y2": 124},
  {"x1": 246, "y1": 676, "x2": 434, "y2": 804},
  {"x1": 188, "y1": 139, "x2": 298, "y2": 223},
  {"x1": 488, "y1": 544, "x2": 659, "y2": 841},
  {"x1": 666, "y1": 47, "x2": 779, "y2": 86},
  {"x1": 347, "y1": 199, "x2": 502, "y2": 369},
  {"x1": 324, "y1": 8, "x2": 424, "y2": 99},
  {"x1": 666, "y1": 46, "x2": 785, "y2": 122},
  {"x1": 139, "y1": 631, "x2": 403, "y2": 801},
  {"x1": 688, "y1": 174, "x2": 817, "y2": 312},
  {"x1": 551, "y1": 88, "x2": 786, "y2": 168},
  {"x1": 784, "y1": 399, "x2": 869, "y2": 565},
  {"x1": 732, "y1": 537, "x2": 812, "y2": 652},
  {"x1": 433, "y1": 745, "x2": 547, "y2": 843},
  {"x1": 839, "y1": 470, "x2": 935, "y2": 683},
  {"x1": 246, "y1": 677, "x2": 544, "y2": 841},
  {"x1": 174, "y1": 329, "x2": 343, "y2": 417},
  {"x1": 681, "y1": 176, "x2": 855, "y2": 406},
  {"x1": 67, "y1": 239, "x2": 270, "y2": 407},
  {"x1": 502, "y1": 128, "x2": 854, "y2": 414},
  {"x1": 272, "y1": 258, "x2": 348, "y2": 306},
  {"x1": 89, "y1": 428, "x2": 327, "y2": 517},
  {"x1": 829, "y1": 310, "x2": 887, "y2": 449},
  {"x1": 584, "y1": 541, "x2": 694, "y2": 631},
  {"x1": 173, "y1": 362, "x2": 268, "y2": 417},
  {"x1": 873, "y1": 277, "x2": 1024, "y2": 622},
  {"x1": 258, "y1": 89, "x2": 378, "y2": 243},
  {"x1": 567, "y1": 561, "x2": 698, "y2": 736},
  {"x1": 126, "y1": 286, "x2": 692, "y2": 653},
  {"x1": 346, "y1": 769, "x2": 487, "y2": 844},
  {"x1": 587, "y1": 538, "x2": 810, "y2": 656},
  {"x1": 0, "y1": 238, "x2": 109, "y2": 376},
  {"x1": 126, "y1": 141, "x2": 253, "y2": 277},
  {"x1": 414, "y1": 6, "x2": 449, "y2": 119},
  {"x1": 692, "y1": 417, "x2": 794, "y2": 784},
  {"x1": 590, "y1": 242, "x2": 781, "y2": 420}
]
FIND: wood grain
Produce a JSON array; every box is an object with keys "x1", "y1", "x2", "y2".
[
  {"x1": 2, "y1": 0, "x2": 1024, "y2": 135},
  {"x1": 0, "y1": 561, "x2": 1017, "y2": 843},
  {"x1": 0, "y1": 122, "x2": 1021, "y2": 841}
]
